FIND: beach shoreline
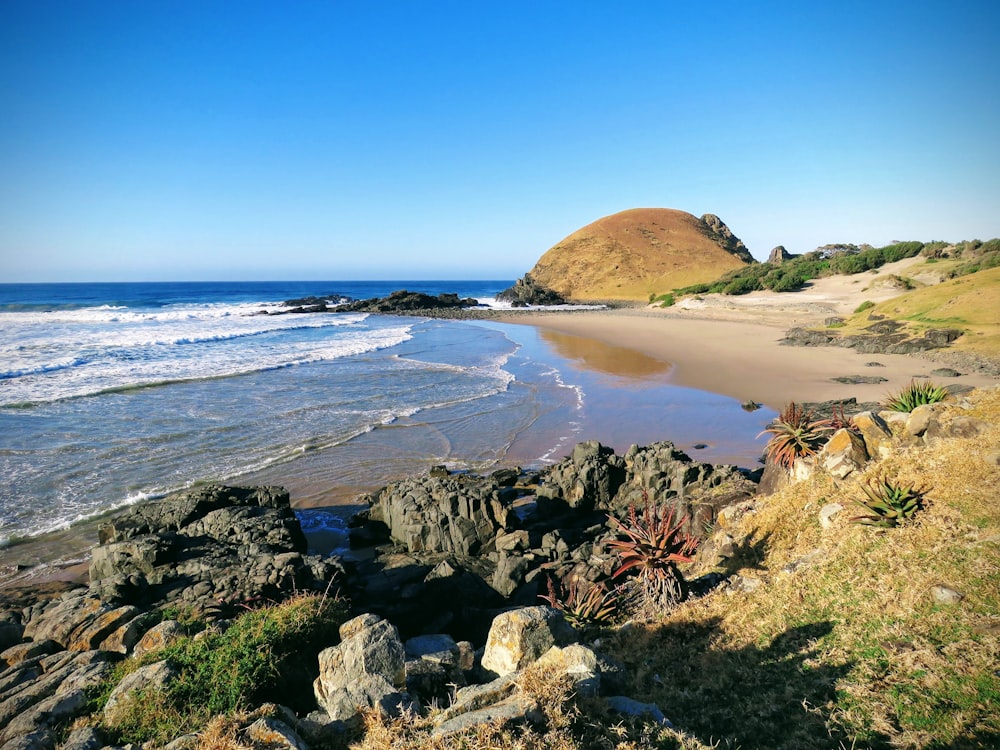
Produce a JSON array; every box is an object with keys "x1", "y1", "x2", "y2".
[{"x1": 494, "y1": 306, "x2": 1000, "y2": 410}]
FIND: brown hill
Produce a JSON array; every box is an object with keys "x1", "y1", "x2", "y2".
[{"x1": 527, "y1": 208, "x2": 754, "y2": 301}]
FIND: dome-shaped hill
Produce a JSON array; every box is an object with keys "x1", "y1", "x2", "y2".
[{"x1": 527, "y1": 208, "x2": 754, "y2": 301}]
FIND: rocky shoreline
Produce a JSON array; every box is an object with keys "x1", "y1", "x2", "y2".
[{"x1": 3, "y1": 389, "x2": 986, "y2": 748}]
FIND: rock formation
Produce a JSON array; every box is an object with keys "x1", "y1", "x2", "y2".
[
  {"x1": 520, "y1": 208, "x2": 754, "y2": 301},
  {"x1": 768, "y1": 245, "x2": 793, "y2": 264},
  {"x1": 496, "y1": 273, "x2": 567, "y2": 306}
]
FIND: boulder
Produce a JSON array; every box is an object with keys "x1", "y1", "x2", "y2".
[
  {"x1": 852, "y1": 411, "x2": 894, "y2": 459},
  {"x1": 819, "y1": 428, "x2": 869, "y2": 480},
  {"x1": 480, "y1": 606, "x2": 577, "y2": 677},
  {"x1": 313, "y1": 615, "x2": 410, "y2": 723},
  {"x1": 132, "y1": 619, "x2": 185, "y2": 659}
]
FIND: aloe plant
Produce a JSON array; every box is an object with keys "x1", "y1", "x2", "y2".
[
  {"x1": 883, "y1": 380, "x2": 949, "y2": 412},
  {"x1": 851, "y1": 475, "x2": 927, "y2": 527},
  {"x1": 757, "y1": 402, "x2": 833, "y2": 469},
  {"x1": 539, "y1": 576, "x2": 621, "y2": 627},
  {"x1": 608, "y1": 500, "x2": 698, "y2": 608}
]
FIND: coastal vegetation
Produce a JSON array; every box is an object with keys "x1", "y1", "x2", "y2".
[
  {"x1": 756, "y1": 402, "x2": 832, "y2": 468},
  {"x1": 90, "y1": 594, "x2": 349, "y2": 745},
  {"x1": 883, "y1": 380, "x2": 951, "y2": 412}
]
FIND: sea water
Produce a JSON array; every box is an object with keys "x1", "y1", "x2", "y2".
[{"x1": 0, "y1": 281, "x2": 773, "y2": 571}]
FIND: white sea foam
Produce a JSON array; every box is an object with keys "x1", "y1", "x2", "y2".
[{"x1": 0, "y1": 307, "x2": 412, "y2": 406}]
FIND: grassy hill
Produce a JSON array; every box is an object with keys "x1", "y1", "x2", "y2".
[
  {"x1": 528, "y1": 208, "x2": 754, "y2": 301},
  {"x1": 845, "y1": 265, "x2": 1000, "y2": 360}
]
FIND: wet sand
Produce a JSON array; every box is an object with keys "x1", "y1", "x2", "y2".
[{"x1": 496, "y1": 308, "x2": 1000, "y2": 410}]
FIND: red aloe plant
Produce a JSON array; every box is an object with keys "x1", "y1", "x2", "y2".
[{"x1": 608, "y1": 500, "x2": 698, "y2": 594}]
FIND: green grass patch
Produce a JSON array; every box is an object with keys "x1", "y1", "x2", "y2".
[{"x1": 94, "y1": 594, "x2": 348, "y2": 745}]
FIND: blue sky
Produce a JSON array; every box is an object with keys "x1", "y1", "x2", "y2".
[{"x1": 2, "y1": 1, "x2": 998, "y2": 282}]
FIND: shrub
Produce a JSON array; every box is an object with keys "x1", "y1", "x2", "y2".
[
  {"x1": 883, "y1": 380, "x2": 949, "y2": 412},
  {"x1": 608, "y1": 500, "x2": 698, "y2": 610},
  {"x1": 851, "y1": 475, "x2": 927, "y2": 527},
  {"x1": 96, "y1": 594, "x2": 348, "y2": 745},
  {"x1": 722, "y1": 275, "x2": 762, "y2": 295},
  {"x1": 758, "y1": 402, "x2": 833, "y2": 469},
  {"x1": 655, "y1": 293, "x2": 676, "y2": 307},
  {"x1": 854, "y1": 300, "x2": 875, "y2": 313}
]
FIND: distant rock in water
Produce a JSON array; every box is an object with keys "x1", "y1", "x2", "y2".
[
  {"x1": 278, "y1": 290, "x2": 480, "y2": 314},
  {"x1": 496, "y1": 273, "x2": 568, "y2": 307},
  {"x1": 336, "y1": 290, "x2": 481, "y2": 313},
  {"x1": 520, "y1": 207, "x2": 754, "y2": 301}
]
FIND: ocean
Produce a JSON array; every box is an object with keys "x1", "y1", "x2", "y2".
[{"x1": 0, "y1": 280, "x2": 773, "y2": 575}]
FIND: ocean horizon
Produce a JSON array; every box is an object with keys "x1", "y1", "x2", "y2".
[{"x1": 0, "y1": 280, "x2": 773, "y2": 575}]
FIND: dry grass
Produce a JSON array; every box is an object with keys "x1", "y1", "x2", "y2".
[
  {"x1": 352, "y1": 664, "x2": 712, "y2": 750},
  {"x1": 530, "y1": 208, "x2": 749, "y2": 301},
  {"x1": 605, "y1": 387, "x2": 1000, "y2": 748}
]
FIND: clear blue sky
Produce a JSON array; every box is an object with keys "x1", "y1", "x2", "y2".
[{"x1": 2, "y1": 1, "x2": 998, "y2": 282}]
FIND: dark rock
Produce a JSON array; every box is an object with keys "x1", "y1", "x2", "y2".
[
  {"x1": 497, "y1": 274, "x2": 567, "y2": 307},
  {"x1": 831, "y1": 375, "x2": 888, "y2": 384},
  {"x1": 782, "y1": 324, "x2": 964, "y2": 355},
  {"x1": 865, "y1": 361, "x2": 885, "y2": 367},
  {"x1": 536, "y1": 441, "x2": 626, "y2": 512},
  {"x1": 700, "y1": 214, "x2": 754, "y2": 263},
  {"x1": 767, "y1": 245, "x2": 793, "y2": 264},
  {"x1": 335, "y1": 290, "x2": 480, "y2": 314},
  {"x1": 86, "y1": 485, "x2": 342, "y2": 617},
  {"x1": 368, "y1": 474, "x2": 511, "y2": 555},
  {"x1": 930, "y1": 367, "x2": 962, "y2": 377}
]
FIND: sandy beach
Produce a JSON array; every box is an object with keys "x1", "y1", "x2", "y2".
[{"x1": 497, "y1": 266, "x2": 1000, "y2": 410}]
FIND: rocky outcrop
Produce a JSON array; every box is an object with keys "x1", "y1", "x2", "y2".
[
  {"x1": 87, "y1": 484, "x2": 341, "y2": 614},
  {"x1": 700, "y1": 214, "x2": 755, "y2": 264},
  {"x1": 496, "y1": 273, "x2": 568, "y2": 307},
  {"x1": 335, "y1": 290, "x2": 480, "y2": 314},
  {"x1": 781, "y1": 320, "x2": 963, "y2": 354},
  {"x1": 768, "y1": 245, "x2": 793, "y2": 264},
  {"x1": 366, "y1": 472, "x2": 513, "y2": 556}
]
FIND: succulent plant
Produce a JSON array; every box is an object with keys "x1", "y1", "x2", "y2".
[
  {"x1": 851, "y1": 474, "x2": 927, "y2": 528},
  {"x1": 758, "y1": 402, "x2": 833, "y2": 469},
  {"x1": 883, "y1": 380, "x2": 950, "y2": 412},
  {"x1": 608, "y1": 500, "x2": 698, "y2": 608},
  {"x1": 539, "y1": 576, "x2": 621, "y2": 627}
]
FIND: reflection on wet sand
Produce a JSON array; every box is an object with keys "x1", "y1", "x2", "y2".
[{"x1": 538, "y1": 329, "x2": 672, "y2": 379}]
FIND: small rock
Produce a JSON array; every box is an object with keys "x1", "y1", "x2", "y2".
[
  {"x1": 605, "y1": 696, "x2": 671, "y2": 726},
  {"x1": 865, "y1": 361, "x2": 885, "y2": 367},
  {"x1": 831, "y1": 375, "x2": 888, "y2": 384},
  {"x1": 245, "y1": 718, "x2": 308, "y2": 750},
  {"x1": 820, "y1": 429, "x2": 869, "y2": 480},
  {"x1": 930, "y1": 368, "x2": 962, "y2": 377},
  {"x1": 931, "y1": 584, "x2": 964, "y2": 605},
  {"x1": 819, "y1": 503, "x2": 845, "y2": 529}
]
